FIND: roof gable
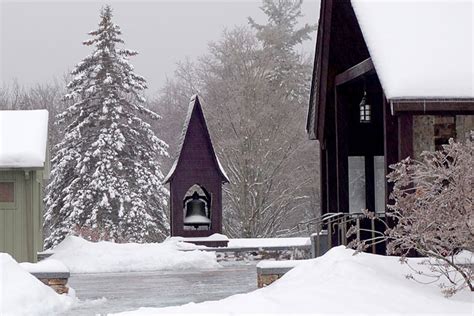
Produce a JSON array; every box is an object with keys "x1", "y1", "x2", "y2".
[
  {"x1": 163, "y1": 95, "x2": 229, "y2": 184},
  {"x1": 307, "y1": 0, "x2": 370, "y2": 142},
  {"x1": 307, "y1": 0, "x2": 474, "y2": 142},
  {"x1": 0, "y1": 110, "x2": 49, "y2": 168}
]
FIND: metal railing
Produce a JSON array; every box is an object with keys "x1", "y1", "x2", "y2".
[{"x1": 296, "y1": 212, "x2": 386, "y2": 257}]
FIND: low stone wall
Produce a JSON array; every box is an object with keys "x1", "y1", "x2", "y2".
[
  {"x1": 257, "y1": 273, "x2": 283, "y2": 288},
  {"x1": 256, "y1": 266, "x2": 294, "y2": 288},
  {"x1": 203, "y1": 245, "x2": 311, "y2": 262},
  {"x1": 31, "y1": 272, "x2": 70, "y2": 294}
]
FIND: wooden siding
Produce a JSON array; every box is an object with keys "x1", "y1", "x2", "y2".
[{"x1": 0, "y1": 170, "x2": 43, "y2": 262}]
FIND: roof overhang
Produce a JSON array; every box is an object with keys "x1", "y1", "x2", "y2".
[{"x1": 390, "y1": 99, "x2": 474, "y2": 115}]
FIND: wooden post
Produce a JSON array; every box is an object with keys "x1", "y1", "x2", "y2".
[
  {"x1": 383, "y1": 98, "x2": 398, "y2": 212},
  {"x1": 335, "y1": 87, "x2": 349, "y2": 213},
  {"x1": 398, "y1": 115, "x2": 414, "y2": 160}
]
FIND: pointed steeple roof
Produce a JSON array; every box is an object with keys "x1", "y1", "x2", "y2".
[{"x1": 163, "y1": 95, "x2": 229, "y2": 184}]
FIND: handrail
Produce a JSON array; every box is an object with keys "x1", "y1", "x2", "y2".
[{"x1": 297, "y1": 211, "x2": 385, "y2": 257}]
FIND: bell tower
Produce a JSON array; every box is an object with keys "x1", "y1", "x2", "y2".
[{"x1": 163, "y1": 95, "x2": 229, "y2": 246}]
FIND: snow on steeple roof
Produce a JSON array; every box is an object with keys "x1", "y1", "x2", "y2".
[
  {"x1": 351, "y1": 0, "x2": 473, "y2": 99},
  {"x1": 0, "y1": 110, "x2": 49, "y2": 168},
  {"x1": 163, "y1": 95, "x2": 229, "y2": 184}
]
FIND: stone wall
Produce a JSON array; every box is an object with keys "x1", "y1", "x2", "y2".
[
  {"x1": 413, "y1": 116, "x2": 435, "y2": 159},
  {"x1": 38, "y1": 277, "x2": 69, "y2": 294},
  {"x1": 257, "y1": 273, "x2": 283, "y2": 288},
  {"x1": 30, "y1": 271, "x2": 70, "y2": 295},
  {"x1": 213, "y1": 246, "x2": 311, "y2": 262},
  {"x1": 413, "y1": 115, "x2": 473, "y2": 159},
  {"x1": 456, "y1": 115, "x2": 474, "y2": 142}
]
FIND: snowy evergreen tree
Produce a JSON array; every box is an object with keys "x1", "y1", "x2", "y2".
[
  {"x1": 44, "y1": 5, "x2": 169, "y2": 248},
  {"x1": 249, "y1": 0, "x2": 315, "y2": 101}
]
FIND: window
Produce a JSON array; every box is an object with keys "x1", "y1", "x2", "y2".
[
  {"x1": 348, "y1": 156, "x2": 366, "y2": 214},
  {"x1": 0, "y1": 182, "x2": 14, "y2": 203},
  {"x1": 373, "y1": 156, "x2": 385, "y2": 213},
  {"x1": 0, "y1": 181, "x2": 16, "y2": 209}
]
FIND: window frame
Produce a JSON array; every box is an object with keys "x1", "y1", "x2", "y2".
[{"x1": 0, "y1": 180, "x2": 17, "y2": 210}]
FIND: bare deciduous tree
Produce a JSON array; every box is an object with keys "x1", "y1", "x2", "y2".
[{"x1": 151, "y1": 4, "x2": 319, "y2": 237}]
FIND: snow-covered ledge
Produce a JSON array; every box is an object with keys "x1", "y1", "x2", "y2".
[
  {"x1": 20, "y1": 259, "x2": 70, "y2": 294},
  {"x1": 173, "y1": 233, "x2": 229, "y2": 247}
]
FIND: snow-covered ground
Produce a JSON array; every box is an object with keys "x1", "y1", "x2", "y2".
[
  {"x1": 44, "y1": 236, "x2": 219, "y2": 273},
  {"x1": 114, "y1": 246, "x2": 473, "y2": 315},
  {"x1": 0, "y1": 253, "x2": 75, "y2": 316}
]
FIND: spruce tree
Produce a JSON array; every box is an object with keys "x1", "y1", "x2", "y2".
[
  {"x1": 248, "y1": 0, "x2": 315, "y2": 101},
  {"x1": 44, "y1": 5, "x2": 169, "y2": 248}
]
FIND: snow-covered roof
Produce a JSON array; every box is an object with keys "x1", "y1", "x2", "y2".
[
  {"x1": 0, "y1": 110, "x2": 49, "y2": 168},
  {"x1": 351, "y1": 0, "x2": 474, "y2": 99},
  {"x1": 163, "y1": 95, "x2": 229, "y2": 184}
]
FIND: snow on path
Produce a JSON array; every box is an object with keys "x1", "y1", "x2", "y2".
[
  {"x1": 46, "y1": 236, "x2": 219, "y2": 273},
  {"x1": 63, "y1": 262, "x2": 256, "y2": 316},
  {"x1": 114, "y1": 246, "x2": 473, "y2": 315}
]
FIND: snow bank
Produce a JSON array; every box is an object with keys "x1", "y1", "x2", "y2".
[
  {"x1": 47, "y1": 236, "x2": 219, "y2": 273},
  {"x1": 114, "y1": 247, "x2": 472, "y2": 315},
  {"x1": 0, "y1": 253, "x2": 74, "y2": 316},
  {"x1": 228, "y1": 237, "x2": 310, "y2": 248},
  {"x1": 351, "y1": 0, "x2": 473, "y2": 99},
  {"x1": 0, "y1": 110, "x2": 49, "y2": 168}
]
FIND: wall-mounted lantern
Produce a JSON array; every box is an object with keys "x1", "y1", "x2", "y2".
[{"x1": 359, "y1": 89, "x2": 371, "y2": 123}]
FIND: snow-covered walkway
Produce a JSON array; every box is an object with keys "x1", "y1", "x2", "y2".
[{"x1": 63, "y1": 262, "x2": 256, "y2": 315}]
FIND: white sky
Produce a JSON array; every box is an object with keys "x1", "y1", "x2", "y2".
[{"x1": 0, "y1": 0, "x2": 320, "y2": 95}]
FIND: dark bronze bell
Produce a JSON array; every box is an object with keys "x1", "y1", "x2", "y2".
[{"x1": 184, "y1": 191, "x2": 211, "y2": 228}]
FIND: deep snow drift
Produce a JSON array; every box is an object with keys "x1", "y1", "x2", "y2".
[
  {"x1": 45, "y1": 236, "x2": 219, "y2": 273},
  {"x1": 114, "y1": 246, "x2": 472, "y2": 315},
  {"x1": 0, "y1": 253, "x2": 74, "y2": 316}
]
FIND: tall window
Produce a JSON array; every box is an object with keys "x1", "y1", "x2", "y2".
[{"x1": 348, "y1": 156, "x2": 366, "y2": 213}]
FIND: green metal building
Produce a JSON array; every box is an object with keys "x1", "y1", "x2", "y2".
[{"x1": 0, "y1": 110, "x2": 49, "y2": 263}]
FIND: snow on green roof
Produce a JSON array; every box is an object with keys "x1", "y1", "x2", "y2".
[{"x1": 0, "y1": 110, "x2": 49, "y2": 168}]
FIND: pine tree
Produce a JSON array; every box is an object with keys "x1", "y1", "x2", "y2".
[
  {"x1": 44, "y1": 5, "x2": 169, "y2": 248},
  {"x1": 248, "y1": 0, "x2": 315, "y2": 101}
]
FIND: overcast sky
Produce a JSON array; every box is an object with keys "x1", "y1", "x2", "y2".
[{"x1": 0, "y1": 0, "x2": 320, "y2": 96}]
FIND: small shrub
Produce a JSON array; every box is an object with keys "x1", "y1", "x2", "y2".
[{"x1": 349, "y1": 135, "x2": 473, "y2": 296}]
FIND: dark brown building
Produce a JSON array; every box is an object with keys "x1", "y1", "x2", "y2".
[
  {"x1": 307, "y1": 0, "x2": 473, "y2": 246},
  {"x1": 164, "y1": 95, "x2": 229, "y2": 245}
]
